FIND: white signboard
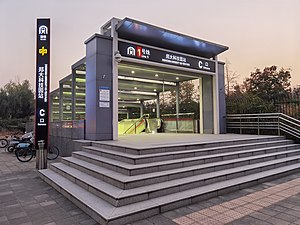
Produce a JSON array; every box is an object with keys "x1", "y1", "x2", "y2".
[{"x1": 99, "y1": 86, "x2": 110, "y2": 108}]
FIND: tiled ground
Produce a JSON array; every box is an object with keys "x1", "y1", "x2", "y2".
[
  {"x1": 129, "y1": 174, "x2": 300, "y2": 225},
  {"x1": 0, "y1": 149, "x2": 98, "y2": 225},
  {"x1": 2, "y1": 147, "x2": 300, "y2": 225}
]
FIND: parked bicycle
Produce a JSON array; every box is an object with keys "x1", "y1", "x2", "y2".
[
  {"x1": 6, "y1": 132, "x2": 33, "y2": 153},
  {"x1": 0, "y1": 133, "x2": 21, "y2": 149},
  {"x1": 15, "y1": 144, "x2": 60, "y2": 162}
]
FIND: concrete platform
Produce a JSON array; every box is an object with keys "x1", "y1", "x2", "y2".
[{"x1": 99, "y1": 133, "x2": 278, "y2": 149}]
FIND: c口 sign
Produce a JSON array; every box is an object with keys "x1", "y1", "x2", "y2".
[
  {"x1": 118, "y1": 41, "x2": 216, "y2": 73},
  {"x1": 35, "y1": 18, "x2": 50, "y2": 148}
]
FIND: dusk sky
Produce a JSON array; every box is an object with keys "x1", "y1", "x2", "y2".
[{"x1": 0, "y1": 0, "x2": 299, "y2": 91}]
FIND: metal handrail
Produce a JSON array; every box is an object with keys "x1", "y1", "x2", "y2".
[
  {"x1": 123, "y1": 118, "x2": 144, "y2": 134},
  {"x1": 226, "y1": 113, "x2": 300, "y2": 142}
]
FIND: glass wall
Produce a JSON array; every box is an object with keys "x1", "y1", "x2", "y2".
[
  {"x1": 60, "y1": 75, "x2": 73, "y2": 121},
  {"x1": 74, "y1": 70, "x2": 86, "y2": 120},
  {"x1": 50, "y1": 89, "x2": 60, "y2": 121}
]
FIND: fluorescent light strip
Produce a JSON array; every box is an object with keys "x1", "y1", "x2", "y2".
[
  {"x1": 118, "y1": 75, "x2": 176, "y2": 86},
  {"x1": 118, "y1": 90, "x2": 157, "y2": 96}
]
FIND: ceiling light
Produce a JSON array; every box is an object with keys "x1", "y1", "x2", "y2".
[
  {"x1": 137, "y1": 98, "x2": 139, "y2": 101},
  {"x1": 131, "y1": 70, "x2": 135, "y2": 74},
  {"x1": 176, "y1": 77, "x2": 179, "y2": 80},
  {"x1": 134, "y1": 87, "x2": 137, "y2": 90},
  {"x1": 118, "y1": 97, "x2": 121, "y2": 100},
  {"x1": 123, "y1": 106, "x2": 125, "y2": 108},
  {"x1": 155, "y1": 74, "x2": 159, "y2": 77},
  {"x1": 153, "y1": 89, "x2": 157, "y2": 92}
]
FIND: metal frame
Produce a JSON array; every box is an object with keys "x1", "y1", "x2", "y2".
[{"x1": 227, "y1": 113, "x2": 300, "y2": 141}]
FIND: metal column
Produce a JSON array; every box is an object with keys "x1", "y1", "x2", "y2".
[
  {"x1": 140, "y1": 102, "x2": 144, "y2": 118},
  {"x1": 156, "y1": 93, "x2": 160, "y2": 118},
  {"x1": 176, "y1": 82, "x2": 180, "y2": 132},
  {"x1": 71, "y1": 69, "x2": 76, "y2": 120},
  {"x1": 111, "y1": 18, "x2": 119, "y2": 140},
  {"x1": 213, "y1": 56, "x2": 220, "y2": 134}
]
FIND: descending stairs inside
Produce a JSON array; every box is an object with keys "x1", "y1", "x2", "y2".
[{"x1": 39, "y1": 135, "x2": 300, "y2": 225}]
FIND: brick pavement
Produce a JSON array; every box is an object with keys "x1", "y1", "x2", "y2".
[
  {"x1": 129, "y1": 173, "x2": 300, "y2": 225},
  {"x1": 0, "y1": 149, "x2": 98, "y2": 225},
  {"x1": 2, "y1": 147, "x2": 300, "y2": 225}
]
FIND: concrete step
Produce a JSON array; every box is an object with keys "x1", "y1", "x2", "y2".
[
  {"x1": 62, "y1": 148, "x2": 300, "y2": 189},
  {"x1": 51, "y1": 155, "x2": 300, "y2": 207},
  {"x1": 91, "y1": 136, "x2": 285, "y2": 155},
  {"x1": 83, "y1": 139, "x2": 293, "y2": 164},
  {"x1": 39, "y1": 163, "x2": 300, "y2": 225},
  {"x1": 72, "y1": 144, "x2": 300, "y2": 176}
]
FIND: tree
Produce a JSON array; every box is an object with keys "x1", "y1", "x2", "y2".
[
  {"x1": 224, "y1": 59, "x2": 239, "y2": 96},
  {"x1": 226, "y1": 92, "x2": 275, "y2": 114},
  {"x1": 244, "y1": 66, "x2": 291, "y2": 102},
  {"x1": 0, "y1": 88, "x2": 9, "y2": 119},
  {"x1": 0, "y1": 80, "x2": 34, "y2": 119}
]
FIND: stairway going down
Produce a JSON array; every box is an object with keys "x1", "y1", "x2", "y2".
[{"x1": 39, "y1": 135, "x2": 300, "y2": 225}]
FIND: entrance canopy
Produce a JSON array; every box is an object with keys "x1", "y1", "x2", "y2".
[{"x1": 117, "y1": 18, "x2": 229, "y2": 59}]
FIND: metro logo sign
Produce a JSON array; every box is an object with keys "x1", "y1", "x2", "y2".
[{"x1": 126, "y1": 45, "x2": 150, "y2": 59}]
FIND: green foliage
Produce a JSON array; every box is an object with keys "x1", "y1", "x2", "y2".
[
  {"x1": 0, "y1": 118, "x2": 28, "y2": 132},
  {"x1": 227, "y1": 66, "x2": 292, "y2": 114},
  {"x1": 0, "y1": 80, "x2": 34, "y2": 119},
  {"x1": 244, "y1": 66, "x2": 291, "y2": 101},
  {"x1": 226, "y1": 93, "x2": 275, "y2": 114}
]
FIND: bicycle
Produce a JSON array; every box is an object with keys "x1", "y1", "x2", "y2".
[
  {"x1": 0, "y1": 138, "x2": 8, "y2": 148},
  {"x1": 0, "y1": 134, "x2": 20, "y2": 149},
  {"x1": 15, "y1": 144, "x2": 60, "y2": 162}
]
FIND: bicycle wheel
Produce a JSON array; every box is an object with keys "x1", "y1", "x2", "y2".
[
  {"x1": 0, "y1": 139, "x2": 8, "y2": 148},
  {"x1": 16, "y1": 148, "x2": 34, "y2": 162},
  {"x1": 47, "y1": 145, "x2": 59, "y2": 160},
  {"x1": 7, "y1": 145, "x2": 15, "y2": 153}
]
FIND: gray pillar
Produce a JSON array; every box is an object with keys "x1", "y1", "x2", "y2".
[
  {"x1": 199, "y1": 78, "x2": 203, "y2": 133},
  {"x1": 202, "y1": 76, "x2": 213, "y2": 134},
  {"x1": 156, "y1": 93, "x2": 160, "y2": 118},
  {"x1": 84, "y1": 34, "x2": 113, "y2": 140},
  {"x1": 111, "y1": 19, "x2": 119, "y2": 140},
  {"x1": 213, "y1": 56, "x2": 220, "y2": 134},
  {"x1": 176, "y1": 82, "x2": 180, "y2": 131},
  {"x1": 59, "y1": 82, "x2": 63, "y2": 121},
  {"x1": 71, "y1": 70, "x2": 76, "y2": 120},
  {"x1": 218, "y1": 62, "x2": 226, "y2": 133},
  {"x1": 140, "y1": 102, "x2": 144, "y2": 118}
]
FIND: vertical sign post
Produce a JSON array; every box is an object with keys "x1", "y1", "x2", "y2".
[{"x1": 35, "y1": 18, "x2": 50, "y2": 149}]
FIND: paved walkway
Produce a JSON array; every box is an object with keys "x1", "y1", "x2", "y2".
[
  {"x1": 129, "y1": 173, "x2": 300, "y2": 225},
  {"x1": 0, "y1": 149, "x2": 98, "y2": 225},
  {"x1": 2, "y1": 147, "x2": 300, "y2": 225}
]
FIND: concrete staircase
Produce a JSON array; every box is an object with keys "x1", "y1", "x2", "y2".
[{"x1": 39, "y1": 136, "x2": 300, "y2": 225}]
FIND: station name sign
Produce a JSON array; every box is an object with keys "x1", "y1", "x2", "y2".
[
  {"x1": 118, "y1": 41, "x2": 216, "y2": 73},
  {"x1": 35, "y1": 18, "x2": 50, "y2": 148}
]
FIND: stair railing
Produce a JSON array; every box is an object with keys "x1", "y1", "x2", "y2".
[
  {"x1": 123, "y1": 118, "x2": 145, "y2": 135},
  {"x1": 226, "y1": 113, "x2": 300, "y2": 142}
]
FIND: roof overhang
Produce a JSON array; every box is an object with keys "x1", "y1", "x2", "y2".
[{"x1": 116, "y1": 17, "x2": 228, "y2": 59}]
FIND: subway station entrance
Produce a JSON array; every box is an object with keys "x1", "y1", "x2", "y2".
[
  {"x1": 50, "y1": 17, "x2": 228, "y2": 141},
  {"x1": 84, "y1": 17, "x2": 228, "y2": 140},
  {"x1": 118, "y1": 62, "x2": 212, "y2": 135}
]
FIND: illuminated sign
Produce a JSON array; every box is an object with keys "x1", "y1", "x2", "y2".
[
  {"x1": 118, "y1": 41, "x2": 215, "y2": 73},
  {"x1": 35, "y1": 18, "x2": 50, "y2": 148}
]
